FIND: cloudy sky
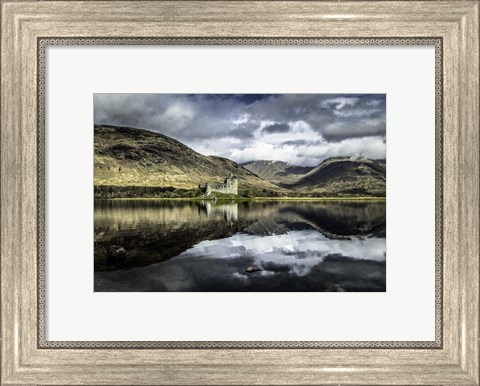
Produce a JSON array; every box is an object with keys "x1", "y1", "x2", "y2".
[{"x1": 94, "y1": 94, "x2": 386, "y2": 166}]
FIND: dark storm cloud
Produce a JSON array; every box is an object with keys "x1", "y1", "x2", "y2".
[
  {"x1": 94, "y1": 94, "x2": 256, "y2": 141},
  {"x1": 282, "y1": 139, "x2": 315, "y2": 146},
  {"x1": 94, "y1": 93, "x2": 386, "y2": 166},
  {"x1": 262, "y1": 123, "x2": 290, "y2": 134},
  {"x1": 246, "y1": 94, "x2": 386, "y2": 141}
]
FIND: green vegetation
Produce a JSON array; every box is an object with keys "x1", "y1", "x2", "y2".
[
  {"x1": 94, "y1": 185, "x2": 201, "y2": 199},
  {"x1": 95, "y1": 185, "x2": 385, "y2": 202},
  {"x1": 95, "y1": 185, "x2": 280, "y2": 200}
]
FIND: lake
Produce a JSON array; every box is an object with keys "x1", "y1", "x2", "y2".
[{"x1": 94, "y1": 199, "x2": 386, "y2": 292}]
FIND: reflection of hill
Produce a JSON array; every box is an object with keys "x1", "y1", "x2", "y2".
[
  {"x1": 94, "y1": 200, "x2": 247, "y2": 271},
  {"x1": 243, "y1": 218, "x2": 290, "y2": 236},
  {"x1": 239, "y1": 201, "x2": 385, "y2": 239},
  {"x1": 94, "y1": 219, "x2": 254, "y2": 272},
  {"x1": 94, "y1": 200, "x2": 385, "y2": 272},
  {"x1": 94, "y1": 199, "x2": 235, "y2": 229},
  {"x1": 283, "y1": 202, "x2": 386, "y2": 239}
]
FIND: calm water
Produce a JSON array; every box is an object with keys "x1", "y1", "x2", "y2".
[{"x1": 94, "y1": 200, "x2": 386, "y2": 292}]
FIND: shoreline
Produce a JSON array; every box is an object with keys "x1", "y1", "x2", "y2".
[{"x1": 94, "y1": 196, "x2": 386, "y2": 202}]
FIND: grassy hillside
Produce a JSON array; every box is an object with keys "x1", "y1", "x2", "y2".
[
  {"x1": 288, "y1": 157, "x2": 386, "y2": 196},
  {"x1": 94, "y1": 125, "x2": 286, "y2": 197}
]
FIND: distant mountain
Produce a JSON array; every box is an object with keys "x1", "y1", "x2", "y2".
[
  {"x1": 288, "y1": 157, "x2": 386, "y2": 196},
  {"x1": 242, "y1": 157, "x2": 386, "y2": 196},
  {"x1": 242, "y1": 160, "x2": 314, "y2": 185},
  {"x1": 94, "y1": 125, "x2": 286, "y2": 196}
]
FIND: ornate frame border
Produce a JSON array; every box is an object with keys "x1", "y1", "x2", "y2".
[{"x1": 36, "y1": 37, "x2": 443, "y2": 350}]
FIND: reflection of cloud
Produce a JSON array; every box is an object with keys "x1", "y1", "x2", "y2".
[
  {"x1": 177, "y1": 230, "x2": 385, "y2": 277},
  {"x1": 232, "y1": 272, "x2": 248, "y2": 281},
  {"x1": 95, "y1": 229, "x2": 386, "y2": 292}
]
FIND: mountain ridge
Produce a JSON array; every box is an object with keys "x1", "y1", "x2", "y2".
[
  {"x1": 94, "y1": 124, "x2": 386, "y2": 198},
  {"x1": 241, "y1": 160, "x2": 314, "y2": 185},
  {"x1": 94, "y1": 125, "x2": 286, "y2": 196},
  {"x1": 289, "y1": 157, "x2": 386, "y2": 196}
]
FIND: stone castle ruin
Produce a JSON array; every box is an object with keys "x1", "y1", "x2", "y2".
[{"x1": 199, "y1": 174, "x2": 238, "y2": 196}]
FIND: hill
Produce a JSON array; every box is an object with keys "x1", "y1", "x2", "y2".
[
  {"x1": 288, "y1": 157, "x2": 386, "y2": 196},
  {"x1": 94, "y1": 125, "x2": 385, "y2": 198},
  {"x1": 241, "y1": 160, "x2": 313, "y2": 185},
  {"x1": 94, "y1": 125, "x2": 286, "y2": 196}
]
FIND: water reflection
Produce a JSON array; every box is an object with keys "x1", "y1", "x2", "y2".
[
  {"x1": 204, "y1": 201, "x2": 238, "y2": 221},
  {"x1": 94, "y1": 200, "x2": 386, "y2": 292}
]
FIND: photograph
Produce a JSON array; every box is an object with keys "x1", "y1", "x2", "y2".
[{"x1": 93, "y1": 93, "x2": 386, "y2": 292}]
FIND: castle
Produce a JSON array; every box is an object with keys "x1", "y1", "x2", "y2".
[{"x1": 199, "y1": 174, "x2": 238, "y2": 196}]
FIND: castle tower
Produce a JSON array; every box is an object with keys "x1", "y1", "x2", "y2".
[
  {"x1": 200, "y1": 174, "x2": 237, "y2": 196},
  {"x1": 222, "y1": 174, "x2": 238, "y2": 194}
]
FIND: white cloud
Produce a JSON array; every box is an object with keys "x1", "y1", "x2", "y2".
[
  {"x1": 321, "y1": 97, "x2": 360, "y2": 110},
  {"x1": 333, "y1": 108, "x2": 383, "y2": 118},
  {"x1": 366, "y1": 99, "x2": 382, "y2": 107},
  {"x1": 229, "y1": 135, "x2": 386, "y2": 166}
]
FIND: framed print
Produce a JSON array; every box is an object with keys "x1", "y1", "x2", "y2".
[{"x1": 1, "y1": 1, "x2": 478, "y2": 385}]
